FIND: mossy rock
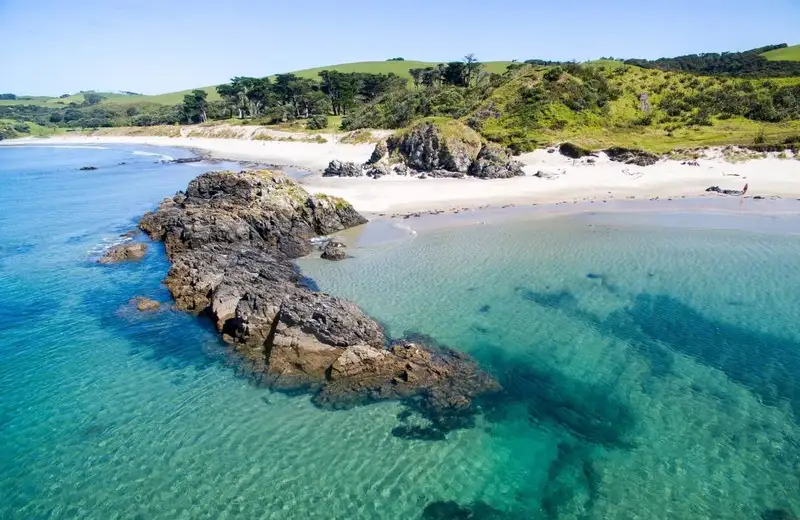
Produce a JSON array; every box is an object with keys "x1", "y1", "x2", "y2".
[{"x1": 387, "y1": 117, "x2": 482, "y2": 173}]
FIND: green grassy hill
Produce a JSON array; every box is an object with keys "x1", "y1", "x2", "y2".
[
  {"x1": 2, "y1": 61, "x2": 515, "y2": 107},
  {"x1": 476, "y1": 64, "x2": 800, "y2": 152},
  {"x1": 762, "y1": 44, "x2": 800, "y2": 61}
]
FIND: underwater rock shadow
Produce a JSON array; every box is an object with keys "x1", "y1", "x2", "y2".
[{"x1": 517, "y1": 283, "x2": 800, "y2": 419}]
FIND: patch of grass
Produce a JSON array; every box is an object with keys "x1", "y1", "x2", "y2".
[
  {"x1": 89, "y1": 125, "x2": 182, "y2": 137},
  {"x1": 340, "y1": 129, "x2": 376, "y2": 144},
  {"x1": 761, "y1": 44, "x2": 800, "y2": 62}
]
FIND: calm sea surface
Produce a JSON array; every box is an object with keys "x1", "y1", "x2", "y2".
[{"x1": 2, "y1": 144, "x2": 799, "y2": 519}]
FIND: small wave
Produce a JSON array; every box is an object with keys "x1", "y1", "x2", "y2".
[
  {"x1": 132, "y1": 150, "x2": 175, "y2": 161},
  {"x1": 86, "y1": 235, "x2": 132, "y2": 256}
]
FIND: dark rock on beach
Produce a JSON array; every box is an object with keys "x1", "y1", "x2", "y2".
[
  {"x1": 386, "y1": 118, "x2": 481, "y2": 174},
  {"x1": 139, "y1": 169, "x2": 499, "y2": 418},
  {"x1": 604, "y1": 147, "x2": 659, "y2": 167},
  {"x1": 321, "y1": 240, "x2": 347, "y2": 261},
  {"x1": 559, "y1": 142, "x2": 595, "y2": 159},
  {"x1": 705, "y1": 185, "x2": 746, "y2": 196},
  {"x1": 98, "y1": 242, "x2": 147, "y2": 264},
  {"x1": 323, "y1": 159, "x2": 363, "y2": 177},
  {"x1": 468, "y1": 143, "x2": 525, "y2": 179}
]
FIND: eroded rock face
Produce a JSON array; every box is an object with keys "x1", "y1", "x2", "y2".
[
  {"x1": 387, "y1": 119, "x2": 482, "y2": 174},
  {"x1": 98, "y1": 242, "x2": 147, "y2": 264},
  {"x1": 323, "y1": 160, "x2": 364, "y2": 177},
  {"x1": 139, "y1": 169, "x2": 498, "y2": 422},
  {"x1": 468, "y1": 143, "x2": 525, "y2": 179}
]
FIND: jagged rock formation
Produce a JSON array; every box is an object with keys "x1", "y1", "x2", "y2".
[
  {"x1": 468, "y1": 143, "x2": 525, "y2": 179},
  {"x1": 139, "y1": 169, "x2": 499, "y2": 419},
  {"x1": 386, "y1": 118, "x2": 482, "y2": 174},
  {"x1": 98, "y1": 242, "x2": 147, "y2": 263},
  {"x1": 323, "y1": 160, "x2": 364, "y2": 177},
  {"x1": 325, "y1": 119, "x2": 524, "y2": 180}
]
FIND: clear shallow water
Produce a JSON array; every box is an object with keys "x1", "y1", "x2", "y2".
[{"x1": 1, "y1": 145, "x2": 799, "y2": 519}]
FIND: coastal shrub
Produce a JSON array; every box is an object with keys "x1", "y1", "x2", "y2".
[
  {"x1": 306, "y1": 115, "x2": 328, "y2": 130},
  {"x1": 559, "y1": 142, "x2": 594, "y2": 158}
]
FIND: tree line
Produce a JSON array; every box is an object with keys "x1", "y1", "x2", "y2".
[{"x1": 624, "y1": 44, "x2": 800, "y2": 78}]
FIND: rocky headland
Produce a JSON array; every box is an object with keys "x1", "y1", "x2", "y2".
[
  {"x1": 324, "y1": 118, "x2": 524, "y2": 180},
  {"x1": 139, "y1": 169, "x2": 499, "y2": 426}
]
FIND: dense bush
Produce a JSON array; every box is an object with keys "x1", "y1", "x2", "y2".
[{"x1": 306, "y1": 114, "x2": 328, "y2": 130}]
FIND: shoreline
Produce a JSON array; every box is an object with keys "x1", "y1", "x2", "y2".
[
  {"x1": 4, "y1": 134, "x2": 800, "y2": 214},
  {"x1": 330, "y1": 195, "x2": 800, "y2": 252}
]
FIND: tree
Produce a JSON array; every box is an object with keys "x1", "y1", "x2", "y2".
[
  {"x1": 0, "y1": 93, "x2": 17, "y2": 100},
  {"x1": 464, "y1": 54, "x2": 482, "y2": 86},
  {"x1": 83, "y1": 93, "x2": 106, "y2": 106},
  {"x1": 182, "y1": 89, "x2": 209, "y2": 123},
  {"x1": 443, "y1": 62, "x2": 468, "y2": 87}
]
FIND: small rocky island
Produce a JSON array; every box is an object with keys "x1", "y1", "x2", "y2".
[{"x1": 139, "y1": 169, "x2": 499, "y2": 424}]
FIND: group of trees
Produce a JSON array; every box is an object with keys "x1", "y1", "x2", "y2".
[
  {"x1": 408, "y1": 55, "x2": 484, "y2": 88},
  {"x1": 624, "y1": 44, "x2": 800, "y2": 78},
  {"x1": 211, "y1": 71, "x2": 408, "y2": 125}
]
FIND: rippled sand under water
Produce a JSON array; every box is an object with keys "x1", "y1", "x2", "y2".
[
  {"x1": 299, "y1": 212, "x2": 800, "y2": 519},
  {"x1": 1, "y1": 144, "x2": 799, "y2": 519}
]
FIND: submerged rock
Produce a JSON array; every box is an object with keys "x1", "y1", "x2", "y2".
[
  {"x1": 79, "y1": 166, "x2": 98, "y2": 171},
  {"x1": 139, "y1": 169, "x2": 498, "y2": 420},
  {"x1": 323, "y1": 160, "x2": 363, "y2": 177},
  {"x1": 321, "y1": 240, "x2": 347, "y2": 261},
  {"x1": 133, "y1": 296, "x2": 160, "y2": 311},
  {"x1": 98, "y1": 242, "x2": 147, "y2": 264}
]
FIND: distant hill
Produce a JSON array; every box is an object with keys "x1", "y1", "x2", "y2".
[
  {"x1": 1, "y1": 61, "x2": 515, "y2": 107},
  {"x1": 762, "y1": 44, "x2": 800, "y2": 61}
]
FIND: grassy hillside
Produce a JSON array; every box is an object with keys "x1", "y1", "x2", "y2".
[
  {"x1": 2, "y1": 61, "x2": 514, "y2": 107},
  {"x1": 476, "y1": 64, "x2": 800, "y2": 152},
  {"x1": 0, "y1": 92, "x2": 144, "y2": 107},
  {"x1": 762, "y1": 44, "x2": 800, "y2": 61}
]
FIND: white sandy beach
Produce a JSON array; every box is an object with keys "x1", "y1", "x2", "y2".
[{"x1": 4, "y1": 133, "x2": 800, "y2": 213}]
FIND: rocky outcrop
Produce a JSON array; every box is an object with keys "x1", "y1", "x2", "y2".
[
  {"x1": 321, "y1": 240, "x2": 347, "y2": 261},
  {"x1": 323, "y1": 160, "x2": 364, "y2": 177},
  {"x1": 386, "y1": 118, "x2": 482, "y2": 174},
  {"x1": 98, "y1": 242, "x2": 147, "y2": 263},
  {"x1": 604, "y1": 147, "x2": 660, "y2": 167},
  {"x1": 468, "y1": 143, "x2": 525, "y2": 179},
  {"x1": 139, "y1": 169, "x2": 498, "y2": 422},
  {"x1": 133, "y1": 297, "x2": 160, "y2": 311},
  {"x1": 705, "y1": 185, "x2": 746, "y2": 196}
]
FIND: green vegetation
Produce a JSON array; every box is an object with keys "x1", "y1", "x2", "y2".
[
  {"x1": 0, "y1": 119, "x2": 63, "y2": 140},
  {"x1": 3, "y1": 48, "x2": 800, "y2": 153},
  {"x1": 625, "y1": 44, "x2": 800, "y2": 78},
  {"x1": 762, "y1": 44, "x2": 800, "y2": 62}
]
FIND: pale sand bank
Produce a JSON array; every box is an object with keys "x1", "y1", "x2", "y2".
[{"x1": 4, "y1": 134, "x2": 800, "y2": 213}]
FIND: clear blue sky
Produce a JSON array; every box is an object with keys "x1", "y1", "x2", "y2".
[{"x1": 1, "y1": 0, "x2": 798, "y2": 96}]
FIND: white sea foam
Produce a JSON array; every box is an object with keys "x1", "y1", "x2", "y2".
[{"x1": 132, "y1": 150, "x2": 174, "y2": 161}]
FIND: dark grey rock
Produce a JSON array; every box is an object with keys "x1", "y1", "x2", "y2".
[
  {"x1": 604, "y1": 147, "x2": 660, "y2": 167},
  {"x1": 367, "y1": 140, "x2": 388, "y2": 165},
  {"x1": 323, "y1": 160, "x2": 363, "y2": 177},
  {"x1": 321, "y1": 240, "x2": 348, "y2": 261},
  {"x1": 386, "y1": 120, "x2": 481, "y2": 174},
  {"x1": 468, "y1": 143, "x2": 525, "y2": 179}
]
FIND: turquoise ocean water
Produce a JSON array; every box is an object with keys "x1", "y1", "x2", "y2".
[{"x1": 2, "y1": 144, "x2": 800, "y2": 519}]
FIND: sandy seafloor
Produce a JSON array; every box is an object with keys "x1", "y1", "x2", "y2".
[{"x1": 1, "y1": 142, "x2": 799, "y2": 519}]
